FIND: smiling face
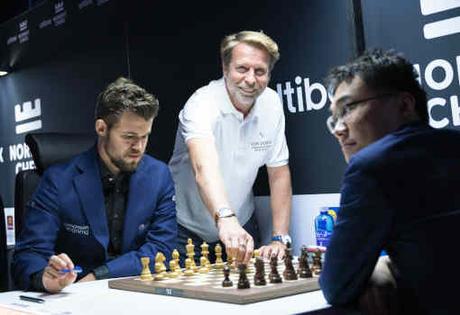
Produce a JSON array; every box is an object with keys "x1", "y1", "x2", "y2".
[
  {"x1": 96, "y1": 111, "x2": 153, "y2": 174},
  {"x1": 223, "y1": 42, "x2": 271, "y2": 115},
  {"x1": 330, "y1": 76, "x2": 407, "y2": 162}
]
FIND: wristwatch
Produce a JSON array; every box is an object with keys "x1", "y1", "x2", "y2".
[
  {"x1": 214, "y1": 207, "x2": 235, "y2": 224},
  {"x1": 272, "y1": 234, "x2": 292, "y2": 245}
]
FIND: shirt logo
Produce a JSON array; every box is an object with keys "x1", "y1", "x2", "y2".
[
  {"x1": 250, "y1": 140, "x2": 272, "y2": 152},
  {"x1": 63, "y1": 223, "x2": 89, "y2": 236}
]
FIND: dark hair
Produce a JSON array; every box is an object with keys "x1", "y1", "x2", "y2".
[
  {"x1": 95, "y1": 77, "x2": 159, "y2": 127},
  {"x1": 325, "y1": 49, "x2": 428, "y2": 123}
]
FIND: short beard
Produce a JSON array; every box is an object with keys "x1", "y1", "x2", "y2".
[{"x1": 110, "y1": 156, "x2": 138, "y2": 173}]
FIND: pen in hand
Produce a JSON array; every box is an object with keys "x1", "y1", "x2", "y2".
[{"x1": 60, "y1": 265, "x2": 83, "y2": 274}]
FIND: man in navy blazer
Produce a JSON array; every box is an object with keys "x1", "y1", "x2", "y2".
[
  {"x1": 320, "y1": 50, "x2": 460, "y2": 314},
  {"x1": 13, "y1": 77, "x2": 177, "y2": 293}
]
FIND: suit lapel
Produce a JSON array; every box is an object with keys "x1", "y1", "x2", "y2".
[
  {"x1": 74, "y1": 148, "x2": 109, "y2": 252},
  {"x1": 122, "y1": 158, "x2": 149, "y2": 252}
]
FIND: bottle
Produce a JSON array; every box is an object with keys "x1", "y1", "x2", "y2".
[{"x1": 315, "y1": 208, "x2": 334, "y2": 247}]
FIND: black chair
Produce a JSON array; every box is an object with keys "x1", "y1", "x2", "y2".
[
  {"x1": 0, "y1": 195, "x2": 8, "y2": 292},
  {"x1": 14, "y1": 132, "x2": 95, "y2": 239}
]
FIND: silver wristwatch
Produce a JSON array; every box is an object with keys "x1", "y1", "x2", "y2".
[{"x1": 214, "y1": 207, "x2": 235, "y2": 224}]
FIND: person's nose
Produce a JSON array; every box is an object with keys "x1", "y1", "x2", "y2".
[
  {"x1": 244, "y1": 69, "x2": 256, "y2": 86},
  {"x1": 333, "y1": 118, "x2": 347, "y2": 139}
]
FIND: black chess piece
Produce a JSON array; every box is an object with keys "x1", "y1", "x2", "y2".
[
  {"x1": 269, "y1": 255, "x2": 282, "y2": 283},
  {"x1": 237, "y1": 264, "x2": 250, "y2": 289},
  {"x1": 222, "y1": 265, "x2": 233, "y2": 287},
  {"x1": 254, "y1": 257, "x2": 267, "y2": 286},
  {"x1": 283, "y1": 244, "x2": 298, "y2": 280},
  {"x1": 312, "y1": 248, "x2": 322, "y2": 275},
  {"x1": 298, "y1": 246, "x2": 313, "y2": 278}
]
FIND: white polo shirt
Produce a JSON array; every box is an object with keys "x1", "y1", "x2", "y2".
[{"x1": 169, "y1": 78, "x2": 289, "y2": 242}]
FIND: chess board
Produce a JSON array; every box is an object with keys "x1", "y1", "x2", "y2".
[{"x1": 108, "y1": 262, "x2": 320, "y2": 304}]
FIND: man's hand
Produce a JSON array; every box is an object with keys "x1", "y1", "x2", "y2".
[
  {"x1": 258, "y1": 241, "x2": 286, "y2": 260},
  {"x1": 42, "y1": 253, "x2": 77, "y2": 293},
  {"x1": 217, "y1": 216, "x2": 254, "y2": 264},
  {"x1": 78, "y1": 273, "x2": 96, "y2": 283}
]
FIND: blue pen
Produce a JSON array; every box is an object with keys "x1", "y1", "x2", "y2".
[{"x1": 60, "y1": 265, "x2": 83, "y2": 273}]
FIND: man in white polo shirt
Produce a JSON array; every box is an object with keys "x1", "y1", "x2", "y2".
[{"x1": 169, "y1": 31, "x2": 292, "y2": 264}]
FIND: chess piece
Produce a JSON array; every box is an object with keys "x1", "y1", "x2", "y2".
[
  {"x1": 269, "y1": 255, "x2": 282, "y2": 283},
  {"x1": 199, "y1": 256, "x2": 209, "y2": 273},
  {"x1": 254, "y1": 257, "x2": 267, "y2": 286},
  {"x1": 154, "y1": 252, "x2": 167, "y2": 280},
  {"x1": 184, "y1": 258, "x2": 194, "y2": 276},
  {"x1": 172, "y1": 249, "x2": 181, "y2": 269},
  {"x1": 140, "y1": 256, "x2": 153, "y2": 281},
  {"x1": 298, "y1": 246, "x2": 312, "y2": 278},
  {"x1": 237, "y1": 264, "x2": 250, "y2": 289},
  {"x1": 214, "y1": 243, "x2": 224, "y2": 269},
  {"x1": 186, "y1": 238, "x2": 198, "y2": 272},
  {"x1": 227, "y1": 255, "x2": 235, "y2": 270},
  {"x1": 200, "y1": 241, "x2": 210, "y2": 267},
  {"x1": 283, "y1": 245, "x2": 298, "y2": 280},
  {"x1": 312, "y1": 248, "x2": 322, "y2": 276},
  {"x1": 168, "y1": 260, "x2": 179, "y2": 278},
  {"x1": 222, "y1": 265, "x2": 233, "y2": 287}
]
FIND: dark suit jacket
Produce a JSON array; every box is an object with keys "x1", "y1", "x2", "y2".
[
  {"x1": 12, "y1": 147, "x2": 177, "y2": 289},
  {"x1": 320, "y1": 122, "x2": 460, "y2": 314}
]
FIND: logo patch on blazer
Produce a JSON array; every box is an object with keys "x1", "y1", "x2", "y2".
[{"x1": 63, "y1": 223, "x2": 89, "y2": 236}]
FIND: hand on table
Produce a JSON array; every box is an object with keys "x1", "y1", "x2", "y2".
[
  {"x1": 42, "y1": 253, "x2": 77, "y2": 293},
  {"x1": 217, "y1": 216, "x2": 254, "y2": 264}
]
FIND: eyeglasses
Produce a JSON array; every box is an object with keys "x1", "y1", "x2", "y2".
[{"x1": 326, "y1": 93, "x2": 396, "y2": 134}]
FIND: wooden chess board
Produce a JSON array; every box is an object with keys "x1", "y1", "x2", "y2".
[{"x1": 108, "y1": 261, "x2": 320, "y2": 304}]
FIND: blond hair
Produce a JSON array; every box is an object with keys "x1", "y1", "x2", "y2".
[{"x1": 220, "y1": 31, "x2": 280, "y2": 71}]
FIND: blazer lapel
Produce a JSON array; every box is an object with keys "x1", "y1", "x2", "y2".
[
  {"x1": 122, "y1": 158, "x2": 150, "y2": 252},
  {"x1": 74, "y1": 149, "x2": 109, "y2": 252}
]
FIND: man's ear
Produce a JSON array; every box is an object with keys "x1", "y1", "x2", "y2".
[
  {"x1": 95, "y1": 119, "x2": 108, "y2": 137},
  {"x1": 399, "y1": 92, "x2": 417, "y2": 119}
]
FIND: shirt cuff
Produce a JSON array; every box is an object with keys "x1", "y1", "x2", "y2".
[
  {"x1": 30, "y1": 270, "x2": 46, "y2": 292},
  {"x1": 92, "y1": 265, "x2": 110, "y2": 280}
]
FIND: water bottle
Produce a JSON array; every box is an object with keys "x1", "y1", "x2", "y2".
[{"x1": 315, "y1": 208, "x2": 334, "y2": 247}]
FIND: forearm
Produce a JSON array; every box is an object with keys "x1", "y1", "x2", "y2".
[
  {"x1": 268, "y1": 165, "x2": 292, "y2": 235},
  {"x1": 188, "y1": 138, "x2": 232, "y2": 216}
]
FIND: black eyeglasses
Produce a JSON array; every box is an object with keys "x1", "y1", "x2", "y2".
[{"x1": 326, "y1": 93, "x2": 396, "y2": 134}]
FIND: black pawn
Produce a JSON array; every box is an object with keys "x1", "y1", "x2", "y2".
[
  {"x1": 222, "y1": 265, "x2": 233, "y2": 287},
  {"x1": 237, "y1": 264, "x2": 250, "y2": 289},
  {"x1": 254, "y1": 257, "x2": 267, "y2": 286},
  {"x1": 312, "y1": 249, "x2": 322, "y2": 275},
  {"x1": 298, "y1": 246, "x2": 312, "y2": 278},
  {"x1": 283, "y1": 244, "x2": 298, "y2": 280},
  {"x1": 269, "y1": 255, "x2": 282, "y2": 283}
]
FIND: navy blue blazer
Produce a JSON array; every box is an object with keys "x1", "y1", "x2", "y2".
[
  {"x1": 13, "y1": 147, "x2": 177, "y2": 289},
  {"x1": 320, "y1": 122, "x2": 460, "y2": 313}
]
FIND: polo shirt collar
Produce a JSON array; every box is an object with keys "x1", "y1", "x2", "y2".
[{"x1": 219, "y1": 77, "x2": 261, "y2": 122}]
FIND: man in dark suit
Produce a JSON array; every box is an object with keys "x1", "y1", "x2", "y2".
[
  {"x1": 13, "y1": 77, "x2": 177, "y2": 293},
  {"x1": 320, "y1": 49, "x2": 460, "y2": 314}
]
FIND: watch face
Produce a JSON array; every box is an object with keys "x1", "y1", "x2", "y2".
[{"x1": 218, "y1": 208, "x2": 233, "y2": 217}]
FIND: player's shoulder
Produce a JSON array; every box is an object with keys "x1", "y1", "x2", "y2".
[
  {"x1": 139, "y1": 154, "x2": 172, "y2": 177},
  {"x1": 43, "y1": 148, "x2": 92, "y2": 179},
  {"x1": 187, "y1": 78, "x2": 226, "y2": 106}
]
